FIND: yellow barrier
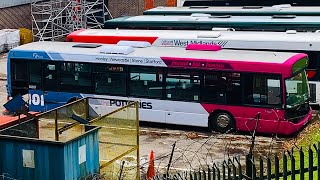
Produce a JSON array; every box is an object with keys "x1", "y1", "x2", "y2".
[{"x1": 19, "y1": 28, "x2": 33, "y2": 45}]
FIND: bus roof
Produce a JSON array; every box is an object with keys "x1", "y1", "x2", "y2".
[
  {"x1": 143, "y1": 6, "x2": 320, "y2": 16},
  {"x1": 68, "y1": 29, "x2": 320, "y2": 51},
  {"x1": 181, "y1": 0, "x2": 320, "y2": 6},
  {"x1": 104, "y1": 15, "x2": 320, "y2": 31},
  {"x1": 11, "y1": 42, "x2": 306, "y2": 77}
]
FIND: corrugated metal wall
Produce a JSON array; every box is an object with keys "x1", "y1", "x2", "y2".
[
  {"x1": 0, "y1": 138, "x2": 65, "y2": 179},
  {"x1": 0, "y1": 127, "x2": 100, "y2": 179},
  {"x1": 63, "y1": 128, "x2": 100, "y2": 179},
  {"x1": 0, "y1": 4, "x2": 31, "y2": 29}
]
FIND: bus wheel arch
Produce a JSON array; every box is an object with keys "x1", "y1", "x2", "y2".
[{"x1": 208, "y1": 110, "x2": 235, "y2": 133}]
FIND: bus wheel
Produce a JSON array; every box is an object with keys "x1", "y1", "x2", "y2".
[{"x1": 210, "y1": 112, "x2": 235, "y2": 133}]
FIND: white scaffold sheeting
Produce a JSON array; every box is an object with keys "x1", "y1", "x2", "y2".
[
  {"x1": 0, "y1": 31, "x2": 6, "y2": 53},
  {"x1": 1, "y1": 29, "x2": 20, "y2": 51}
]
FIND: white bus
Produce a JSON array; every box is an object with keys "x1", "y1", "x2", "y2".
[
  {"x1": 144, "y1": 5, "x2": 320, "y2": 16},
  {"x1": 7, "y1": 41, "x2": 312, "y2": 135},
  {"x1": 67, "y1": 29, "x2": 320, "y2": 107}
]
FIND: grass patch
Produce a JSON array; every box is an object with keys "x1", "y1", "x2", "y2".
[{"x1": 277, "y1": 112, "x2": 320, "y2": 179}]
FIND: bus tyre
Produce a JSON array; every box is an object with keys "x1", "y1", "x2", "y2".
[{"x1": 210, "y1": 112, "x2": 235, "y2": 133}]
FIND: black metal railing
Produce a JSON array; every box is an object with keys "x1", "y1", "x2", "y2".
[{"x1": 155, "y1": 142, "x2": 320, "y2": 180}]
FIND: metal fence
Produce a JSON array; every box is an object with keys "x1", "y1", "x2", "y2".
[
  {"x1": 89, "y1": 99, "x2": 140, "y2": 179},
  {"x1": 155, "y1": 142, "x2": 320, "y2": 180},
  {"x1": 11, "y1": 97, "x2": 140, "y2": 180}
]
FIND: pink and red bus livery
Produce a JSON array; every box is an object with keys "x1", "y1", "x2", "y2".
[{"x1": 7, "y1": 42, "x2": 312, "y2": 135}]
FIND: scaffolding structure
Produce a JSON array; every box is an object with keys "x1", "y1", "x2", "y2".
[{"x1": 31, "y1": 0, "x2": 112, "y2": 41}]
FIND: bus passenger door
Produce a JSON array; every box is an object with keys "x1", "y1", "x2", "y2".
[{"x1": 241, "y1": 74, "x2": 282, "y2": 133}]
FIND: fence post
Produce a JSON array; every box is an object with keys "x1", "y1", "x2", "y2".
[
  {"x1": 227, "y1": 159, "x2": 231, "y2": 180},
  {"x1": 267, "y1": 157, "x2": 271, "y2": 180},
  {"x1": 208, "y1": 165, "x2": 211, "y2": 180},
  {"x1": 232, "y1": 159, "x2": 237, "y2": 180},
  {"x1": 235, "y1": 156, "x2": 242, "y2": 180},
  {"x1": 212, "y1": 164, "x2": 216, "y2": 180},
  {"x1": 291, "y1": 149, "x2": 296, "y2": 180},
  {"x1": 308, "y1": 147, "x2": 313, "y2": 180},
  {"x1": 300, "y1": 148, "x2": 304, "y2": 180},
  {"x1": 259, "y1": 158, "x2": 263, "y2": 180},
  {"x1": 166, "y1": 142, "x2": 176, "y2": 178},
  {"x1": 194, "y1": 171, "x2": 198, "y2": 180},
  {"x1": 252, "y1": 162, "x2": 257, "y2": 180},
  {"x1": 275, "y1": 156, "x2": 279, "y2": 180},
  {"x1": 283, "y1": 152, "x2": 287, "y2": 180},
  {"x1": 223, "y1": 161, "x2": 226, "y2": 180},
  {"x1": 318, "y1": 142, "x2": 320, "y2": 179},
  {"x1": 246, "y1": 154, "x2": 253, "y2": 180},
  {"x1": 216, "y1": 164, "x2": 221, "y2": 180}
]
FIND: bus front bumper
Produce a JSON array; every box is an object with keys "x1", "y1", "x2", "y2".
[{"x1": 280, "y1": 107, "x2": 312, "y2": 136}]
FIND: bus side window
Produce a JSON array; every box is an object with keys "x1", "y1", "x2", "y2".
[
  {"x1": 203, "y1": 72, "x2": 227, "y2": 104},
  {"x1": 43, "y1": 62, "x2": 59, "y2": 91},
  {"x1": 165, "y1": 69, "x2": 200, "y2": 102},
  {"x1": 244, "y1": 73, "x2": 281, "y2": 106},
  {"x1": 267, "y1": 79, "x2": 281, "y2": 105},
  {"x1": 60, "y1": 62, "x2": 92, "y2": 93},
  {"x1": 12, "y1": 60, "x2": 28, "y2": 82},
  {"x1": 129, "y1": 67, "x2": 163, "y2": 99},
  {"x1": 29, "y1": 61, "x2": 42, "y2": 90},
  {"x1": 94, "y1": 64, "x2": 127, "y2": 96},
  {"x1": 202, "y1": 72, "x2": 241, "y2": 105}
]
